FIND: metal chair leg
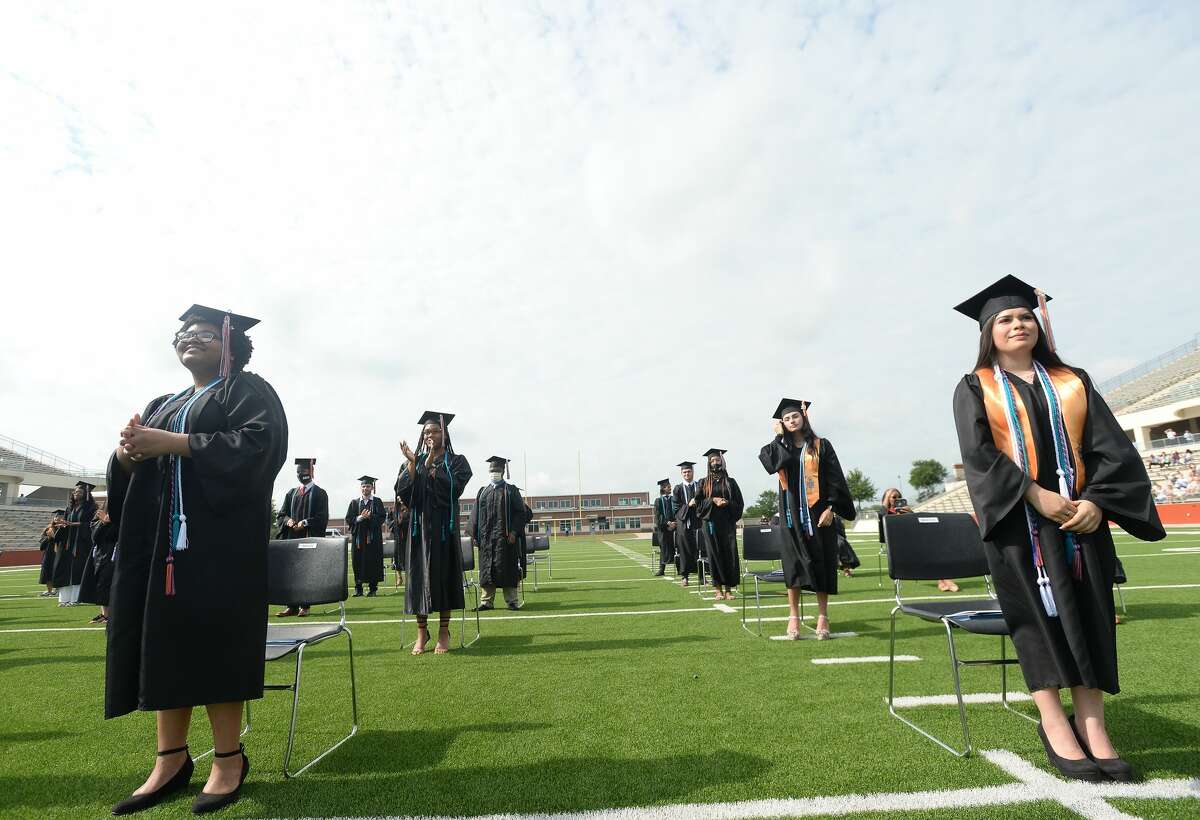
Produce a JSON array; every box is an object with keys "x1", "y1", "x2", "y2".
[
  {"x1": 885, "y1": 609, "x2": 971, "y2": 758},
  {"x1": 944, "y1": 620, "x2": 974, "y2": 757},
  {"x1": 1115, "y1": 584, "x2": 1127, "y2": 615},
  {"x1": 281, "y1": 630, "x2": 360, "y2": 778}
]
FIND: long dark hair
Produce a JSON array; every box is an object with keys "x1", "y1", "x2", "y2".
[
  {"x1": 702, "y1": 454, "x2": 731, "y2": 499},
  {"x1": 782, "y1": 412, "x2": 819, "y2": 451},
  {"x1": 974, "y1": 311, "x2": 1069, "y2": 371}
]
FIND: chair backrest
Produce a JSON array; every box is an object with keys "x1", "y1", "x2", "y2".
[
  {"x1": 382, "y1": 539, "x2": 395, "y2": 559},
  {"x1": 530, "y1": 535, "x2": 550, "y2": 551},
  {"x1": 883, "y1": 512, "x2": 989, "y2": 581},
  {"x1": 267, "y1": 537, "x2": 348, "y2": 606},
  {"x1": 460, "y1": 536, "x2": 475, "y2": 571},
  {"x1": 742, "y1": 524, "x2": 781, "y2": 561}
]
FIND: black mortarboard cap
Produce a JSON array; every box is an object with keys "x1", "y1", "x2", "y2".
[
  {"x1": 75, "y1": 481, "x2": 96, "y2": 491},
  {"x1": 294, "y1": 458, "x2": 316, "y2": 467},
  {"x1": 953, "y1": 275, "x2": 1048, "y2": 329},
  {"x1": 772, "y1": 398, "x2": 811, "y2": 419},
  {"x1": 358, "y1": 475, "x2": 377, "y2": 484},
  {"x1": 657, "y1": 478, "x2": 671, "y2": 487},
  {"x1": 486, "y1": 456, "x2": 510, "y2": 467},
  {"x1": 53, "y1": 508, "x2": 66, "y2": 515},
  {"x1": 178, "y1": 304, "x2": 260, "y2": 332},
  {"x1": 676, "y1": 461, "x2": 696, "y2": 468},
  {"x1": 417, "y1": 410, "x2": 455, "y2": 426},
  {"x1": 702, "y1": 448, "x2": 727, "y2": 458}
]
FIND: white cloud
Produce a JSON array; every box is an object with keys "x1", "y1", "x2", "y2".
[{"x1": 2, "y1": 1, "x2": 1197, "y2": 508}]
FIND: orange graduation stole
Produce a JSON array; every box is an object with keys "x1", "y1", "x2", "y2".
[
  {"x1": 975, "y1": 367, "x2": 1088, "y2": 495},
  {"x1": 776, "y1": 438, "x2": 822, "y2": 509}
]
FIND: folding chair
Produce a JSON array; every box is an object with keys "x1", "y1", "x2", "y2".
[
  {"x1": 884, "y1": 512, "x2": 1035, "y2": 757},
  {"x1": 740, "y1": 524, "x2": 784, "y2": 636},
  {"x1": 398, "y1": 536, "x2": 481, "y2": 650},
  {"x1": 1113, "y1": 557, "x2": 1128, "y2": 617},
  {"x1": 263, "y1": 536, "x2": 358, "y2": 777},
  {"x1": 526, "y1": 535, "x2": 551, "y2": 589},
  {"x1": 876, "y1": 515, "x2": 887, "y2": 588}
]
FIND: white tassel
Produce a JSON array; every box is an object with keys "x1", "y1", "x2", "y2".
[
  {"x1": 1037, "y1": 566, "x2": 1057, "y2": 617},
  {"x1": 174, "y1": 514, "x2": 189, "y2": 552},
  {"x1": 1056, "y1": 468, "x2": 1071, "y2": 499}
]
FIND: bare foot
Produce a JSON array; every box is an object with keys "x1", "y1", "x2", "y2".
[
  {"x1": 434, "y1": 627, "x2": 451, "y2": 654},
  {"x1": 411, "y1": 627, "x2": 430, "y2": 656},
  {"x1": 201, "y1": 752, "x2": 244, "y2": 796},
  {"x1": 133, "y1": 749, "x2": 188, "y2": 795}
]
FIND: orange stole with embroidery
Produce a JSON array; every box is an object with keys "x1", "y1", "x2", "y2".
[
  {"x1": 974, "y1": 367, "x2": 1088, "y2": 495},
  {"x1": 777, "y1": 439, "x2": 822, "y2": 509}
]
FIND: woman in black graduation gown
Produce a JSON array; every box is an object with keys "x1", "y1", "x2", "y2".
[
  {"x1": 37, "y1": 510, "x2": 65, "y2": 596},
  {"x1": 105, "y1": 305, "x2": 287, "y2": 815},
  {"x1": 78, "y1": 503, "x2": 117, "y2": 623},
  {"x1": 347, "y1": 475, "x2": 387, "y2": 596},
  {"x1": 759, "y1": 399, "x2": 855, "y2": 640},
  {"x1": 952, "y1": 276, "x2": 1163, "y2": 782},
  {"x1": 396, "y1": 411, "x2": 472, "y2": 655},
  {"x1": 694, "y1": 449, "x2": 744, "y2": 600},
  {"x1": 54, "y1": 481, "x2": 97, "y2": 606}
]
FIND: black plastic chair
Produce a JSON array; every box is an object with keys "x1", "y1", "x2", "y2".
[
  {"x1": 398, "y1": 536, "x2": 481, "y2": 649},
  {"x1": 883, "y1": 512, "x2": 1034, "y2": 757},
  {"x1": 263, "y1": 536, "x2": 358, "y2": 777},
  {"x1": 526, "y1": 534, "x2": 551, "y2": 589},
  {"x1": 738, "y1": 524, "x2": 823, "y2": 637}
]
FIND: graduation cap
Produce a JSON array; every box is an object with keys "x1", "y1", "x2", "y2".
[
  {"x1": 294, "y1": 457, "x2": 316, "y2": 478},
  {"x1": 74, "y1": 480, "x2": 96, "y2": 491},
  {"x1": 178, "y1": 304, "x2": 260, "y2": 378},
  {"x1": 676, "y1": 461, "x2": 696, "y2": 469},
  {"x1": 53, "y1": 508, "x2": 66, "y2": 515},
  {"x1": 178, "y1": 304, "x2": 260, "y2": 332},
  {"x1": 702, "y1": 448, "x2": 727, "y2": 458},
  {"x1": 656, "y1": 478, "x2": 671, "y2": 488},
  {"x1": 486, "y1": 456, "x2": 511, "y2": 479},
  {"x1": 357, "y1": 475, "x2": 377, "y2": 485},
  {"x1": 952, "y1": 275, "x2": 1046, "y2": 326},
  {"x1": 417, "y1": 410, "x2": 455, "y2": 426},
  {"x1": 772, "y1": 398, "x2": 811, "y2": 419}
]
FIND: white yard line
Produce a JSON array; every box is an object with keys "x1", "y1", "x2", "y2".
[
  {"x1": 601, "y1": 540, "x2": 655, "y2": 567},
  {"x1": 891, "y1": 692, "x2": 1033, "y2": 708},
  {"x1": 813, "y1": 655, "x2": 919, "y2": 665},
  {"x1": 295, "y1": 748, "x2": 1199, "y2": 820}
]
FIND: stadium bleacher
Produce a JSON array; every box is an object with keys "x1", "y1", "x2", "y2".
[
  {"x1": 1101, "y1": 337, "x2": 1200, "y2": 414},
  {"x1": 0, "y1": 507, "x2": 56, "y2": 553},
  {"x1": 0, "y1": 445, "x2": 79, "y2": 478}
]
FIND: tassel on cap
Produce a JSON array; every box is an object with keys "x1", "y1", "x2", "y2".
[
  {"x1": 1035, "y1": 288, "x2": 1057, "y2": 353},
  {"x1": 218, "y1": 314, "x2": 233, "y2": 379}
]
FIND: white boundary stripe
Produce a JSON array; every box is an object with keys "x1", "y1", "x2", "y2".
[
  {"x1": 712, "y1": 603, "x2": 736, "y2": 613},
  {"x1": 812, "y1": 655, "x2": 919, "y2": 665},
  {"x1": 891, "y1": 692, "x2": 1033, "y2": 708},
  {"x1": 601, "y1": 540, "x2": 654, "y2": 567},
  {"x1": 288, "y1": 749, "x2": 1199, "y2": 820}
]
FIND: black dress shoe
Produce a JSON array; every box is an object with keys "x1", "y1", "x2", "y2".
[
  {"x1": 1037, "y1": 723, "x2": 1104, "y2": 782},
  {"x1": 653, "y1": 569, "x2": 665, "y2": 576},
  {"x1": 192, "y1": 744, "x2": 249, "y2": 815},
  {"x1": 1069, "y1": 715, "x2": 1135, "y2": 782},
  {"x1": 353, "y1": 589, "x2": 364, "y2": 597},
  {"x1": 507, "y1": 602, "x2": 521, "y2": 611},
  {"x1": 112, "y1": 745, "x2": 193, "y2": 815},
  {"x1": 367, "y1": 589, "x2": 377, "y2": 597}
]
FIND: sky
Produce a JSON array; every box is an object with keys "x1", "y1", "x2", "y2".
[{"x1": 2, "y1": 1, "x2": 1199, "y2": 512}]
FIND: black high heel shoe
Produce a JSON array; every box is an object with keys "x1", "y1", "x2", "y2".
[
  {"x1": 1069, "y1": 715, "x2": 1135, "y2": 782},
  {"x1": 112, "y1": 745, "x2": 194, "y2": 815},
  {"x1": 1037, "y1": 723, "x2": 1104, "y2": 782},
  {"x1": 191, "y1": 743, "x2": 249, "y2": 814}
]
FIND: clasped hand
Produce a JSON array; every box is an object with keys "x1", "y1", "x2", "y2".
[
  {"x1": 1028, "y1": 487, "x2": 1101, "y2": 534},
  {"x1": 119, "y1": 413, "x2": 176, "y2": 461}
]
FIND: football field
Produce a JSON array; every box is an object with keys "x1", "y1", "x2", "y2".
[{"x1": 1, "y1": 529, "x2": 1198, "y2": 819}]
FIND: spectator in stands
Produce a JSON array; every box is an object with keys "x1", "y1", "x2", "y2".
[
  {"x1": 37, "y1": 510, "x2": 65, "y2": 597},
  {"x1": 952, "y1": 276, "x2": 1164, "y2": 782},
  {"x1": 1164, "y1": 427, "x2": 1177, "y2": 440},
  {"x1": 880, "y1": 488, "x2": 959, "y2": 592},
  {"x1": 760, "y1": 399, "x2": 856, "y2": 640},
  {"x1": 105, "y1": 305, "x2": 287, "y2": 815}
]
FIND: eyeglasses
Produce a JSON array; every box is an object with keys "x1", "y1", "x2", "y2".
[{"x1": 173, "y1": 330, "x2": 218, "y2": 345}]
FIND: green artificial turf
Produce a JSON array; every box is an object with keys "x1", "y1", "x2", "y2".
[{"x1": 0, "y1": 529, "x2": 1197, "y2": 819}]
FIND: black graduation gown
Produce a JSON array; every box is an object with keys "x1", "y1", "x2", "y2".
[
  {"x1": 696, "y1": 476, "x2": 744, "y2": 587},
  {"x1": 469, "y1": 481, "x2": 524, "y2": 588},
  {"x1": 516, "y1": 502, "x2": 532, "y2": 580},
  {"x1": 38, "y1": 530, "x2": 58, "y2": 585},
  {"x1": 389, "y1": 511, "x2": 408, "y2": 571},
  {"x1": 347, "y1": 496, "x2": 386, "y2": 585},
  {"x1": 653, "y1": 494, "x2": 676, "y2": 566},
  {"x1": 275, "y1": 484, "x2": 329, "y2": 539},
  {"x1": 104, "y1": 371, "x2": 288, "y2": 718},
  {"x1": 395, "y1": 452, "x2": 472, "y2": 615},
  {"x1": 759, "y1": 436, "x2": 856, "y2": 593},
  {"x1": 54, "y1": 502, "x2": 96, "y2": 587},
  {"x1": 79, "y1": 518, "x2": 117, "y2": 605},
  {"x1": 671, "y1": 482, "x2": 701, "y2": 576},
  {"x1": 953, "y1": 367, "x2": 1164, "y2": 694}
]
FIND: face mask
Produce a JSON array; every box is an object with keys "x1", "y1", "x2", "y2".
[
  {"x1": 299, "y1": 475, "x2": 312, "y2": 484},
  {"x1": 490, "y1": 471, "x2": 504, "y2": 483}
]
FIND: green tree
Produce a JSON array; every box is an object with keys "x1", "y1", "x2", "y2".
[
  {"x1": 744, "y1": 489, "x2": 779, "y2": 519},
  {"x1": 845, "y1": 468, "x2": 877, "y2": 512},
  {"x1": 909, "y1": 459, "x2": 949, "y2": 501}
]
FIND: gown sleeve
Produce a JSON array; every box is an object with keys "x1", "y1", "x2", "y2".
[
  {"x1": 953, "y1": 374, "x2": 1033, "y2": 540},
  {"x1": 105, "y1": 394, "x2": 171, "y2": 528},
  {"x1": 694, "y1": 481, "x2": 715, "y2": 521},
  {"x1": 395, "y1": 466, "x2": 414, "y2": 506},
  {"x1": 1075, "y1": 370, "x2": 1166, "y2": 542},
  {"x1": 345, "y1": 500, "x2": 359, "y2": 540},
  {"x1": 277, "y1": 490, "x2": 293, "y2": 532},
  {"x1": 187, "y1": 374, "x2": 288, "y2": 509},
  {"x1": 818, "y1": 440, "x2": 856, "y2": 521},
  {"x1": 759, "y1": 436, "x2": 796, "y2": 473},
  {"x1": 310, "y1": 487, "x2": 330, "y2": 534},
  {"x1": 726, "y1": 478, "x2": 745, "y2": 521},
  {"x1": 468, "y1": 488, "x2": 482, "y2": 541}
]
